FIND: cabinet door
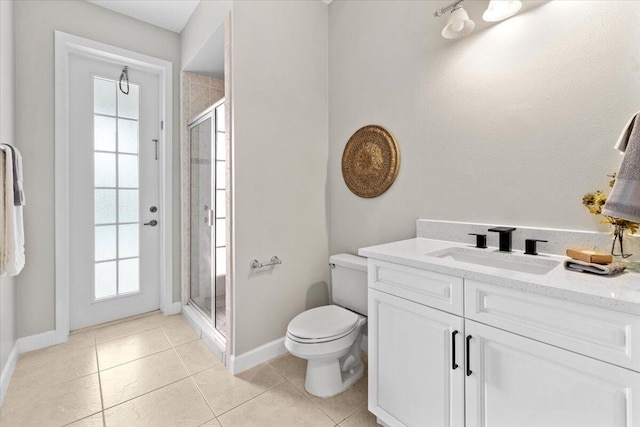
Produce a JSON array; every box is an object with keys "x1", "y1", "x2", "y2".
[
  {"x1": 369, "y1": 289, "x2": 464, "y2": 427},
  {"x1": 465, "y1": 319, "x2": 640, "y2": 427}
]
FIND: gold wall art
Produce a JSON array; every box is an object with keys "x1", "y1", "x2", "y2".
[{"x1": 342, "y1": 125, "x2": 400, "y2": 198}]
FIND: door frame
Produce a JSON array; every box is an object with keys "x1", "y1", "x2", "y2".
[{"x1": 54, "y1": 31, "x2": 174, "y2": 343}]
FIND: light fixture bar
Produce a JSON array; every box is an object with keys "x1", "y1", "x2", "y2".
[{"x1": 433, "y1": 0, "x2": 465, "y2": 18}]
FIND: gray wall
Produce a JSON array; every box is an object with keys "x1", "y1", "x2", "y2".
[
  {"x1": 328, "y1": 0, "x2": 640, "y2": 255},
  {"x1": 14, "y1": 1, "x2": 182, "y2": 338},
  {"x1": 231, "y1": 0, "x2": 330, "y2": 355},
  {"x1": 0, "y1": 0, "x2": 17, "y2": 372},
  {"x1": 180, "y1": 0, "x2": 231, "y2": 68}
]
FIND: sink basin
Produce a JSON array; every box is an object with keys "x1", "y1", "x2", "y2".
[{"x1": 426, "y1": 247, "x2": 560, "y2": 275}]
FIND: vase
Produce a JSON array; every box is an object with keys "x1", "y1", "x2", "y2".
[{"x1": 611, "y1": 224, "x2": 632, "y2": 259}]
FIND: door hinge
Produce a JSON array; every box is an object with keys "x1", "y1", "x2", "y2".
[{"x1": 161, "y1": 121, "x2": 164, "y2": 130}]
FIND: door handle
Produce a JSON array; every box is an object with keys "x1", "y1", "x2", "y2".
[
  {"x1": 452, "y1": 330, "x2": 459, "y2": 370},
  {"x1": 144, "y1": 220, "x2": 158, "y2": 226},
  {"x1": 466, "y1": 335, "x2": 473, "y2": 376}
]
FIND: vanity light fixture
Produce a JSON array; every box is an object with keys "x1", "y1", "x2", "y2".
[
  {"x1": 434, "y1": 0, "x2": 522, "y2": 39},
  {"x1": 482, "y1": 0, "x2": 522, "y2": 22},
  {"x1": 434, "y1": 0, "x2": 475, "y2": 40}
]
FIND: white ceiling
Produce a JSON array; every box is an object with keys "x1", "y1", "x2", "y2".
[{"x1": 87, "y1": 0, "x2": 200, "y2": 33}]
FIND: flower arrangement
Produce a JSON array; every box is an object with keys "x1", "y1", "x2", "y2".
[{"x1": 582, "y1": 173, "x2": 639, "y2": 234}]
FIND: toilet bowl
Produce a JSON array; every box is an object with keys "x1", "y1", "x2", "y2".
[{"x1": 284, "y1": 254, "x2": 368, "y2": 398}]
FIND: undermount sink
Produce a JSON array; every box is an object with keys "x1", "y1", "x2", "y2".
[{"x1": 426, "y1": 247, "x2": 560, "y2": 275}]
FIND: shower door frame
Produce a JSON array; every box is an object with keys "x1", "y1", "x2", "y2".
[{"x1": 187, "y1": 99, "x2": 227, "y2": 339}]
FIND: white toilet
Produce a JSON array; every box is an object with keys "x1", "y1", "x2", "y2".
[{"x1": 285, "y1": 254, "x2": 368, "y2": 398}]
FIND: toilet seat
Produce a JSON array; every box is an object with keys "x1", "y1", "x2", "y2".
[{"x1": 287, "y1": 305, "x2": 359, "y2": 343}]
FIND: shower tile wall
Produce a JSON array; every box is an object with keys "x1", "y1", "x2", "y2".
[{"x1": 181, "y1": 72, "x2": 224, "y2": 306}]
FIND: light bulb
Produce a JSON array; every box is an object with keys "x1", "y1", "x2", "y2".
[
  {"x1": 442, "y1": 6, "x2": 476, "y2": 39},
  {"x1": 483, "y1": 0, "x2": 522, "y2": 22}
]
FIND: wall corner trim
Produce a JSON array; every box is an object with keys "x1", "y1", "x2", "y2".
[
  {"x1": 0, "y1": 342, "x2": 19, "y2": 406},
  {"x1": 229, "y1": 337, "x2": 288, "y2": 375}
]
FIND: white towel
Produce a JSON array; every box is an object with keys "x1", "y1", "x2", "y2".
[
  {"x1": 564, "y1": 259, "x2": 626, "y2": 276},
  {"x1": 0, "y1": 145, "x2": 25, "y2": 276},
  {"x1": 603, "y1": 111, "x2": 640, "y2": 223},
  {"x1": 614, "y1": 112, "x2": 639, "y2": 153}
]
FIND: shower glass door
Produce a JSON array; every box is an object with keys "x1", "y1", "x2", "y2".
[{"x1": 189, "y1": 99, "x2": 226, "y2": 335}]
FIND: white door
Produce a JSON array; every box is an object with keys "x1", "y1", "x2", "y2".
[
  {"x1": 368, "y1": 289, "x2": 465, "y2": 427},
  {"x1": 465, "y1": 319, "x2": 640, "y2": 427},
  {"x1": 68, "y1": 53, "x2": 161, "y2": 330}
]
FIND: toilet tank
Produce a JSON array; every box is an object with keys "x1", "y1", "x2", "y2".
[{"x1": 330, "y1": 254, "x2": 368, "y2": 316}]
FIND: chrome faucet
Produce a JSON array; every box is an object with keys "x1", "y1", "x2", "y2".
[{"x1": 488, "y1": 227, "x2": 516, "y2": 252}]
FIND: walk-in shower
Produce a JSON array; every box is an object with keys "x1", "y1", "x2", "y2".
[{"x1": 188, "y1": 99, "x2": 226, "y2": 335}]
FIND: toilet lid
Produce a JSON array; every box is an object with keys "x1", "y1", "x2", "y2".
[{"x1": 288, "y1": 305, "x2": 359, "y2": 340}]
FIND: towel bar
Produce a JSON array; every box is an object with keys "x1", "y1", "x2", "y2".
[{"x1": 250, "y1": 256, "x2": 282, "y2": 269}]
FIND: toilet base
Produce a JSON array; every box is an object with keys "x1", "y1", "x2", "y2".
[{"x1": 304, "y1": 334, "x2": 364, "y2": 398}]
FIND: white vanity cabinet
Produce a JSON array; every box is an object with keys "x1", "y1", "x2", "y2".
[
  {"x1": 369, "y1": 289, "x2": 464, "y2": 427},
  {"x1": 368, "y1": 259, "x2": 640, "y2": 427},
  {"x1": 465, "y1": 319, "x2": 640, "y2": 427}
]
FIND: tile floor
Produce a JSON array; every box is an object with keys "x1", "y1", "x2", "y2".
[{"x1": 0, "y1": 312, "x2": 378, "y2": 427}]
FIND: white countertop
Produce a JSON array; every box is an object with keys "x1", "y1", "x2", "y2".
[{"x1": 359, "y1": 238, "x2": 640, "y2": 315}]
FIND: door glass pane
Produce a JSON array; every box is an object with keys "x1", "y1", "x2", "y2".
[
  {"x1": 216, "y1": 132, "x2": 226, "y2": 160},
  {"x1": 95, "y1": 153, "x2": 116, "y2": 187},
  {"x1": 118, "y1": 119, "x2": 138, "y2": 154},
  {"x1": 216, "y1": 161, "x2": 225, "y2": 190},
  {"x1": 118, "y1": 84, "x2": 139, "y2": 119},
  {"x1": 118, "y1": 154, "x2": 139, "y2": 188},
  {"x1": 95, "y1": 189, "x2": 116, "y2": 224},
  {"x1": 93, "y1": 77, "x2": 141, "y2": 300},
  {"x1": 95, "y1": 261, "x2": 117, "y2": 299},
  {"x1": 95, "y1": 116, "x2": 116, "y2": 152},
  {"x1": 119, "y1": 258, "x2": 139, "y2": 293},
  {"x1": 216, "y1": 190, "x2": 225, "y2": 218},
  {"x1": 215, "y1": 219, "x2": 225, "y2": 247},
  {"x1": 216, "y1": 247, "x2": 226, "y2": 276},
  {"x1": 118, "y1": 224, "x2": 139, "y2": 258},
  {"x1": 94, "y1": 79, "x2": 116, "y2": 115},
  {"x1": 119, "y1": 189, "x2": 139, "y2": 223},
  {"x1": 95, "y1": 225, "x2": 116, "y2": 261}
]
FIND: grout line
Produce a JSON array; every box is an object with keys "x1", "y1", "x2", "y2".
[
  {"x1": 102, "y1": 375, "x2": 191, "y2": 411},
  {"x1": 94, "y1": 323, "x2": 162, "y2": 346},
  {"x1": 189, "y1": 374, "x2": 218, "y2": 421},
  {"x1": 60, "y1": 410, "x2": 103, "y2": 427},
  {"x1": 94, "y1": 343, "x2": 106, "y2": 426},
  {"x1": 212, "y1": 374, "x2": 287, "y2": 419}
]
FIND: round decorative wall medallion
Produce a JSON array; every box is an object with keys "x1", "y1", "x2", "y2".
[{"x1": 342, "y1": 125, "x2": 400, "y2": 198}]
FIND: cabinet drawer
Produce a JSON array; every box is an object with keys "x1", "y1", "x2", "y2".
[
  {"x1": 369, "y1": 260, "x2": 463, "y2": 316},
  {"x1": 465, "y1": 280, "x2": 640, "y2": 372}
]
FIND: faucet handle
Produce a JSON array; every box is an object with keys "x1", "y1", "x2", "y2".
[
  {"x1": 524, "y1": 239, "x2": 548, "y2": 256},
  {"x1": 468, "y1": 233, "x2": 487, "y2": 249}
]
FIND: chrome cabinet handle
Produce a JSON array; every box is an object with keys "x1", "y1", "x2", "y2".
[{"x1": 144, "y1": 220, "x2": 158, "y2": 226}]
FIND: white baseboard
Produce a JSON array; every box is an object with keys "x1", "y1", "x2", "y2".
[
  {"x1": 182, "y1": 304, "x2": 226, "y2": 364},
  {"x1": 229, "y1": 337, "x2": 288, "y2": 375},
  {"x1": 17, "y1": 330, "x2": 57, "y2": 353},
  {"x1": 0, "y1": 342, "x2": 19, "y2": 405},
  {"x1": 164, "y1": 301, "x2": 182, "y2": 316}
]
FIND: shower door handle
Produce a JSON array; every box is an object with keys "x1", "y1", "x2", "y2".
[{"x1": 208, "y1": 209, "x2": 214, "y2": 227}]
